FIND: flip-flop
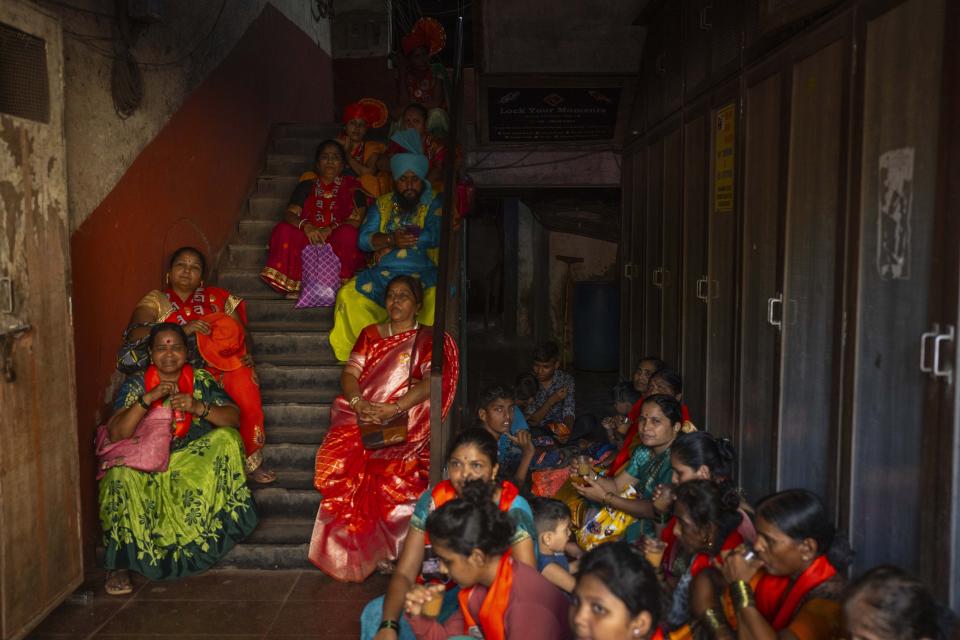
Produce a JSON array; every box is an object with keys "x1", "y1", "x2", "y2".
[{"x1": 105, "y1": 570, "x2": 133, "y2": 596}]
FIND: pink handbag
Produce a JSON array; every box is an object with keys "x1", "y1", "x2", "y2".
[
  {"x1": 95, "y1": 406, "x2": 174, "y2": 479},
  {"x1": 296, "y1": 243, "x2": 341, "y2": 308}
]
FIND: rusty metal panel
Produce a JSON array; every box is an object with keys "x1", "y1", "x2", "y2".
[{"x1": 0, "y1": 1, "x2": 83, "y2": 639}]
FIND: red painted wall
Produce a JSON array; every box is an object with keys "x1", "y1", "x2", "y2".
[{"x1": 69, "y1": 3, "x2": 333, "y2": 557}]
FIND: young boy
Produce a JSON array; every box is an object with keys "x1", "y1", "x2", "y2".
[
  {"x1": 477, "y1": 386, "x2": 536, "y2": 487},
  {"x1": 530, "y1": 497, "x2": 577, "y2": 593},
  {"x1": 526, "y1": 341, "x2": 576, "y2": 443},
  {"x1": 601, "y1": 381, "x2": 642, "y2": 446}
]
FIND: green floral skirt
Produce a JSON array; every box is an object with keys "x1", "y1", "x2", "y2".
[{"x1": 99, "y1": 428, "x2": 258, "y2": 580}]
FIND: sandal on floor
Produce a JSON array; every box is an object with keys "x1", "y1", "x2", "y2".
[
  {"x1": 248, "y1": 467, "x2": 278, "y2": 484},
  {"x1": 105, "y1": 570, "x2": 133, "y2": 596}
]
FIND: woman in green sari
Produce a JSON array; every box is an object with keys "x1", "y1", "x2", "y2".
[
  {"x1": 100, "y1": 323, "x2": 258, "y2": 594},
  {"x1": 571, "y1": 394, "x2": 681, "y2": 548}
]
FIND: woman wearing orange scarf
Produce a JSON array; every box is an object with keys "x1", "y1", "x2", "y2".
[
  {"x1": 123, "y1": 247, "x2": 274, "y2": 483},
  {"x1": 695, "y1": 490, "x2": 850, "y2": 640},
  {"x1": 404, "y1": 479, "x2": 571, "y2": 640}
]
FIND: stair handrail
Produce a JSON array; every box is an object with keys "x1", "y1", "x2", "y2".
[{"x1": 429, "y1": 13, "x2": 466, "y2": 486}]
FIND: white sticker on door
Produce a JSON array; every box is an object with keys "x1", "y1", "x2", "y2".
[{"x1": 877, "y1": 147, "x2": 915, "y2": 280}]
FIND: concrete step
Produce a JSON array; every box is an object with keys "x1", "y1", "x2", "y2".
[
  {"x1": 249, "y1": 320, "x2": 332, "y2": 333},
  {"x1": 265, "y1": 154, "x2": 314, "y2": 176},
  {"x1": 247, "y1": 195, "x2": 288, "y2": 221},
  {"x1": 274, "y1": 123, "x2": 343, "y2": 139},
  {"x1": 261, "y1": 387, "x2": 339, "y2": 405},
  {"x1": 266, "y1": 423, "x2": 329, "y2": 445},
  {"x1": 261, "y1": 469, "x2": 316, "y2": 491},
  {"x1": 244, "y1": 515, "x2": 315, "y2": 544},
  {"x1": 255, "y1": 363, "x2": 341, "y2": 392},
  {"x1": 245, "y1": 298, "x2": 333, "y2": 325},
  {"x1": 256, "y1": 175, "x2": 300, "y2": 198},
  {"x1": 261, "y1": 443, "x2": 319, "y2": 470},
  {"x1": 253, "y1": 486, "x2": 321, "y2": 516},
  {"x1": 226, "y1": 243, "x2": 268, "y2": 269},
  {"x1": 273, "y1": 137, "x2": 328, "y2": 156},
  {"x1": 219, "y1": 542, "x2": 312, "y2": 570},
  {"x1": 250, "y1": 331, "x2": 336, "y2": 362},
  {"x1": 219, "y1": 267, "x2": 279, "y2": 296},
  {"x1": 239, "y1": 219, "x2": 279, "y2": 245},
  {"x1": 263, "y1": 402, "x2": 330, "y2": 429}
]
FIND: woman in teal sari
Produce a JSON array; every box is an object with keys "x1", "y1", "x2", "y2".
[
  {"x1": 100, "y1": 323, "x2": 258, "y2": 594},
  {"x1": 571, "y1": 394, "x2": 681, "y2": 548}
]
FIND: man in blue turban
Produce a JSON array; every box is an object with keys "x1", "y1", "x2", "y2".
[{"x1": 329, "y1": 129, "x2": 445, "y2": 361}]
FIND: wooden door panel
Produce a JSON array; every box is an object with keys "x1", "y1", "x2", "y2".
[
  {"x1": 776, "y1": 36, "x2": 848, "y2": 500},
  {"x1": 680, "y1": 112, "x2": 709, "y2": 422},
  {"x1": 849, "y1": 0, "x2": 945, "y2": 580},
  {"x1": 683, "y1": 0, "x2": 711, "y2": 98},
  {"x1": 620, "y1": 153, "x2": 635, "y2": 377},
  {"x1": 0, "y1": 2, "x2": 83, "y2": 639},
  {"x1": 705, "y1": 98, "x2": 739, "y2": 439},
  {"x1": 737, "y1": 71, "x2": 783, "y2": 502},
  {"x1": 644, "y1": 139, "x2": 664, "y2": 356},
  {"x1": 630, "y1": 149, "x2": 647, "y2": 372},
  {"x1": 661, "y1": 126, "x2": 682, "y2": 367}
]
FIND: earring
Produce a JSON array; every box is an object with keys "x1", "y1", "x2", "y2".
[
  {"x1": 633, "y1": 629, "x2": 642, "y2": 638},
  {"x1": 200, "y1": 280, "x2": 205, "y2": 288},
  {"x1": 165, "y1": 273, "x2": 170, "y2": 285}
]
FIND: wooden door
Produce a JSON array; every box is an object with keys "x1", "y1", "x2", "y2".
[
  {"x1": 704, "y1": 87, "x2": 740, "y2": 439},
  {"x1": 737, "y1": 64, "x2": 785, "y2": 501},
  {"x1": 844, "y1": 0, "x2": 946, "y2": 584},
  {"x1": 643, "y1": 138, "x2": 664, "y2": 356},
  {"x1": 0, "y1": 2, "x2": 83, "y2": 639},
  {"x1": 775, "y1": 20, "x2": 851, "y2": 503},
  {"x1": 680, "y1": 108, "x2": 710, "y2": 422},
  {"x1": 660, "y1": 125, "x2": 683, "y2": 368},
  {"x1": 930, "y1": 0, "x2": 960, "y2": 609},
  {"x1": 619, "y1": 153, "x2": 636, "y2": 378},
  {"x1": 683, "y1": 0, "x2": 711, "y2": 99},
  {"x1": 628, "y1": 148, "x2": 647, "y2": 374}
]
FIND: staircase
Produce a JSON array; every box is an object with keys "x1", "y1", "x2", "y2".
[{"x1": 216, "y1": 123, "x2": 343, "y2": 569}]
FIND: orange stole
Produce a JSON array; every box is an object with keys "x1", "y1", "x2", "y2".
[
  {"x1": 458, "y1": 551, "x2": 514, "y2": 640},
  {"x1": 144, "y1": 364, "x2": 193, "y2": 438},
  {"x1": 425, "y1": 479, "x2": 520, "y2": 545}
]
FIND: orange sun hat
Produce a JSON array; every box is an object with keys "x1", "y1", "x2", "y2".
[
  {"x1": 401, "y1": 17, "x2": 446, "y2": 57},
  {"x1": 343, "y1": 98, "x2": 389, "y2": 128},
  {"x1": 196, "y1": 312, "x2": 247, "y2": 372}
]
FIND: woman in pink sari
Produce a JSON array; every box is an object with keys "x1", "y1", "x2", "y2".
[{"x1": 309, "y1": 275, "x2": 459, "y2": 582}]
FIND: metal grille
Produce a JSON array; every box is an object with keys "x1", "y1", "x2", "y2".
[{"x1": 0, "y1": 22, "x2": 50, "y2": 124}]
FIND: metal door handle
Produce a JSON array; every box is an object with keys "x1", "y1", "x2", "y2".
[
  {"x1": 700, "y1": 5, "x2": 713, "y2": 30},
  {"x1": 767, "y1": 294, "x2": 783, "y2": 329},
  {"x1": 652, "y1": 268, "x2": 664, "y2": 288},
  {"x1": 933, "y1": 325, "x2": 955, "y2": 385},
  {"x1": 920, "y1": 324, "x2": 940, "y2": 373},
  {"x1": 696, "y1": 277, "x2": 708, "y2": 301}
]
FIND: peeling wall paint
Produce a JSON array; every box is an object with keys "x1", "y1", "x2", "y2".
[{"x1": 32, "y1": 0, "x2": 331, "y2": 231}]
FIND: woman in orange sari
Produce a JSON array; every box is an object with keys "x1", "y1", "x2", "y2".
[
  {"x1": 123, "y1": 247, "x2": 274, "y2": 483},
  {"x1": 696, "y1": 490, "x2": 850, "y2": 640},
  {"x1": 336, "y1": 98, "x2": 392, "y2": 197},
  {"x1": 309, "y1": 275, "x2": 459, "y2": 582}
]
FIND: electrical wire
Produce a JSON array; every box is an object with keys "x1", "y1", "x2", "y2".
[
  {"x1": 40, "y1": 0, "x2": 114, "y2": 19},
  {"x1": 466, "y1": 149, "x2": 613, "y2": 173}
]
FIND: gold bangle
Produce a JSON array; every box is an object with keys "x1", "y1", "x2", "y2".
[
  {"x1": 702, "y1": 608, "x2": 728, "y2": 634},
  {"x1": 349, "y1": 395, "x2": 361, "y2": 408},
  {"x1": 602, "y1": 491, "x2": 615, "y2": 507},
  {"x1": 731, "y1": 580, "x2": 756, "y2": 612}
]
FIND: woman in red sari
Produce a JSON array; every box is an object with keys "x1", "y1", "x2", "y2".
[
  {"x1": 309, "y1": 275, "x2": 459, "y2": 582},
  {"x1": 125, "y1": 247, "x2": 275, "y2": 483},
  {"x1": 700, "y1": 489, "x2": 850, "y2": 640},
  {"x1": 260, "y1": 140, "x2": 368, "y2": 296}
]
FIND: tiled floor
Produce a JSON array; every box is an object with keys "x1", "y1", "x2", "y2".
[{"x1": 27, "y1": 568, "x2": 390, "y2": 639}]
